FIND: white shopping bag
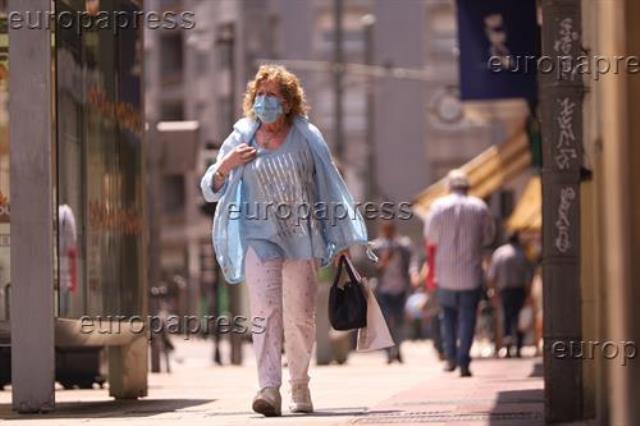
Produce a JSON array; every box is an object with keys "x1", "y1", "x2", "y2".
[
  {"x1": 518, "y1": 304, "x2": 534, "y2": 332},
  {"x1": 356, "y1": 280, "x2": 395, "y2": 352}
]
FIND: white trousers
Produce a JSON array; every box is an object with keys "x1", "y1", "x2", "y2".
[{"x1": 245, "y1": 247, "x2": 318, "y2": 389}]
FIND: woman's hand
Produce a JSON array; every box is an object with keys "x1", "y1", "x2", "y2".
[{"x1": 220, "y1": 143, "x2": 257, "y2": 174}]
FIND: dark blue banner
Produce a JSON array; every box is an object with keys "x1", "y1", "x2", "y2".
[{"x1": 456, "y1": 0, "x2": 539, "y2": 102}]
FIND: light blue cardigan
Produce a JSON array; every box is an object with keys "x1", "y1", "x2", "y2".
[{"x1": 201, "y1": 116, "x2": 375, "y2": 284}]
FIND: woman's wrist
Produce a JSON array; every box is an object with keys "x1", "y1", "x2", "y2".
[
  {"x1": 218, "y1": 159, "x2": 231, "y2": 176},
  {"x1": 211, "y1": 162, "x2": 229, "y2": 191},
  {"x1": 213, "y1": 170, "x2": 226, "y2": 185}
]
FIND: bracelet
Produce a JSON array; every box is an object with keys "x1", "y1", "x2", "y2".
[
  {"x1": 212, "y1": 169, "x2": 227, "y2": 190},
  {"x1": 214, "y1": 169, "x2": 225, "y2": 180}
]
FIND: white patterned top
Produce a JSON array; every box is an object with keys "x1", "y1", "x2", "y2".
[{"x1": 241, "y1": 125, "x2": 325, "y2": 261}]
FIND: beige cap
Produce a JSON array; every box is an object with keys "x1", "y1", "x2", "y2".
[{"x1": 447, "y1": 169, "x2": 470, "y2": 190}]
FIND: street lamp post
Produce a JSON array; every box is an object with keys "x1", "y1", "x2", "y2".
[
  {"x1": 361, "y1": 14, "x2": 377, "y2": 202},
  {"x1": 333, "y1": 0, "x2": 344, "y2": 162}
]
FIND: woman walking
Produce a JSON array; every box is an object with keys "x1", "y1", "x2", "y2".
[{"x1": 201, "y1": 65, "x2": 374, "y2": 417}]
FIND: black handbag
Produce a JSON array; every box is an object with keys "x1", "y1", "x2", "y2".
[{"x1": 329, "y1": 255, "x2": 368, "y2": 331}]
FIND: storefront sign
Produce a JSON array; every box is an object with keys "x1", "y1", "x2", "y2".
[
  {"x1": 87, "y1": 87, "x2": 143, "y2": 137},
  {"x1": 88, "y1": 200, "x2": 142, "y2": 235}
]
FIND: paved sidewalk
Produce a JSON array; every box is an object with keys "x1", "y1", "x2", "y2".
[
  {"x1": 0, "y1": 339, "x2": 543, "y2": 425},
  {"x1": 351, "y1": 356, "x2": 544, "y2": 425}
]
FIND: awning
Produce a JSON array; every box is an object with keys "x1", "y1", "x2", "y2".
[
  {"x1": 411, "y1": 130, "x2": 531, "y2": 218},
  {"x1": 506, "y1": 176, "x2": 541, "y2": 231}
]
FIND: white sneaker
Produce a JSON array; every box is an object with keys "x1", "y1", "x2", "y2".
[
  {"x1": 252, "y1": 387, "x2": 282, "y2": 417},
  {"x1": 289, "y1": 383, "x2": 314, "y2": 413}
]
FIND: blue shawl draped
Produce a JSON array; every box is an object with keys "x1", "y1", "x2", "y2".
[{"x1": 201, "y1": 116, "x2": 375, "y2": 284}]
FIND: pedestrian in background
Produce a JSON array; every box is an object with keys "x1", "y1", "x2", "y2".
[
  {"x1": 424, "y1": 169, "x2": 495, "y2": 377},
  {"x1": 371, "y1": 220, "x2": 414, "y2": 364},
  {"x1": 487, "y1": 231, "x2": 534, "y2": 358},
  {"x1": 410, "y1": 245, "x2": 445, "y2": 360},
  {"x1": 200, "y1": 65, "x2": 374, "y2": 417}
]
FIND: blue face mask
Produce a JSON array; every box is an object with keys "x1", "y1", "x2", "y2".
[{"x1": 253, "y1": 95, "x2": 284, "y2": 124}]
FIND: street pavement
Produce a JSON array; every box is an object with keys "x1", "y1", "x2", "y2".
[{"x1": 0, "y1": 338, "x2": 544, "y2": 425}]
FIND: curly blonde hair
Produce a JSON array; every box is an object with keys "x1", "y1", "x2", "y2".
[{"x1": 242, "y1": 64, "x2": 310, "y2": 124}]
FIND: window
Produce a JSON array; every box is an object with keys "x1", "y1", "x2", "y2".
[
  {"x1": 161, "y1": 32, "x2": 184, "y2": 82},
  {"x1": 264, "y1": 15, "x2": 280, "y2": 59},
  {"x1": 319, "y1": 29, "x2": 365, "y2": 62},
  {"x1": 163, "y1": 175, "x2": 186, "y2": 215},
  {"x1": 215, "y1": 23, "x2": 235, "y2": 71},
  {"x1": 55, "y1": 0, "x2": 145, "y2": 318},
  {"x1": 426, "y1": 3, "x2": 457, "y2": 59},
  {"x1": 161, "y1": 101, "x2": 184, "y2": 121},
  {"x1": 196, "y1": 51, "x2": 209, "y2": 75},
  {"x1": 217, "y1": 96, "x2": 233, "y2": 141}
]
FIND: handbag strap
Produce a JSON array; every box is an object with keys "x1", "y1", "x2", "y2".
[{"x1": 333, "y1": 254, "x2": 363, "y2": 287}]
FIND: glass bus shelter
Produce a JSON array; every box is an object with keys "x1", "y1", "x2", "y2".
[{"x1": 0, "y1": 0, "x2": 148, "y2": 413}]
